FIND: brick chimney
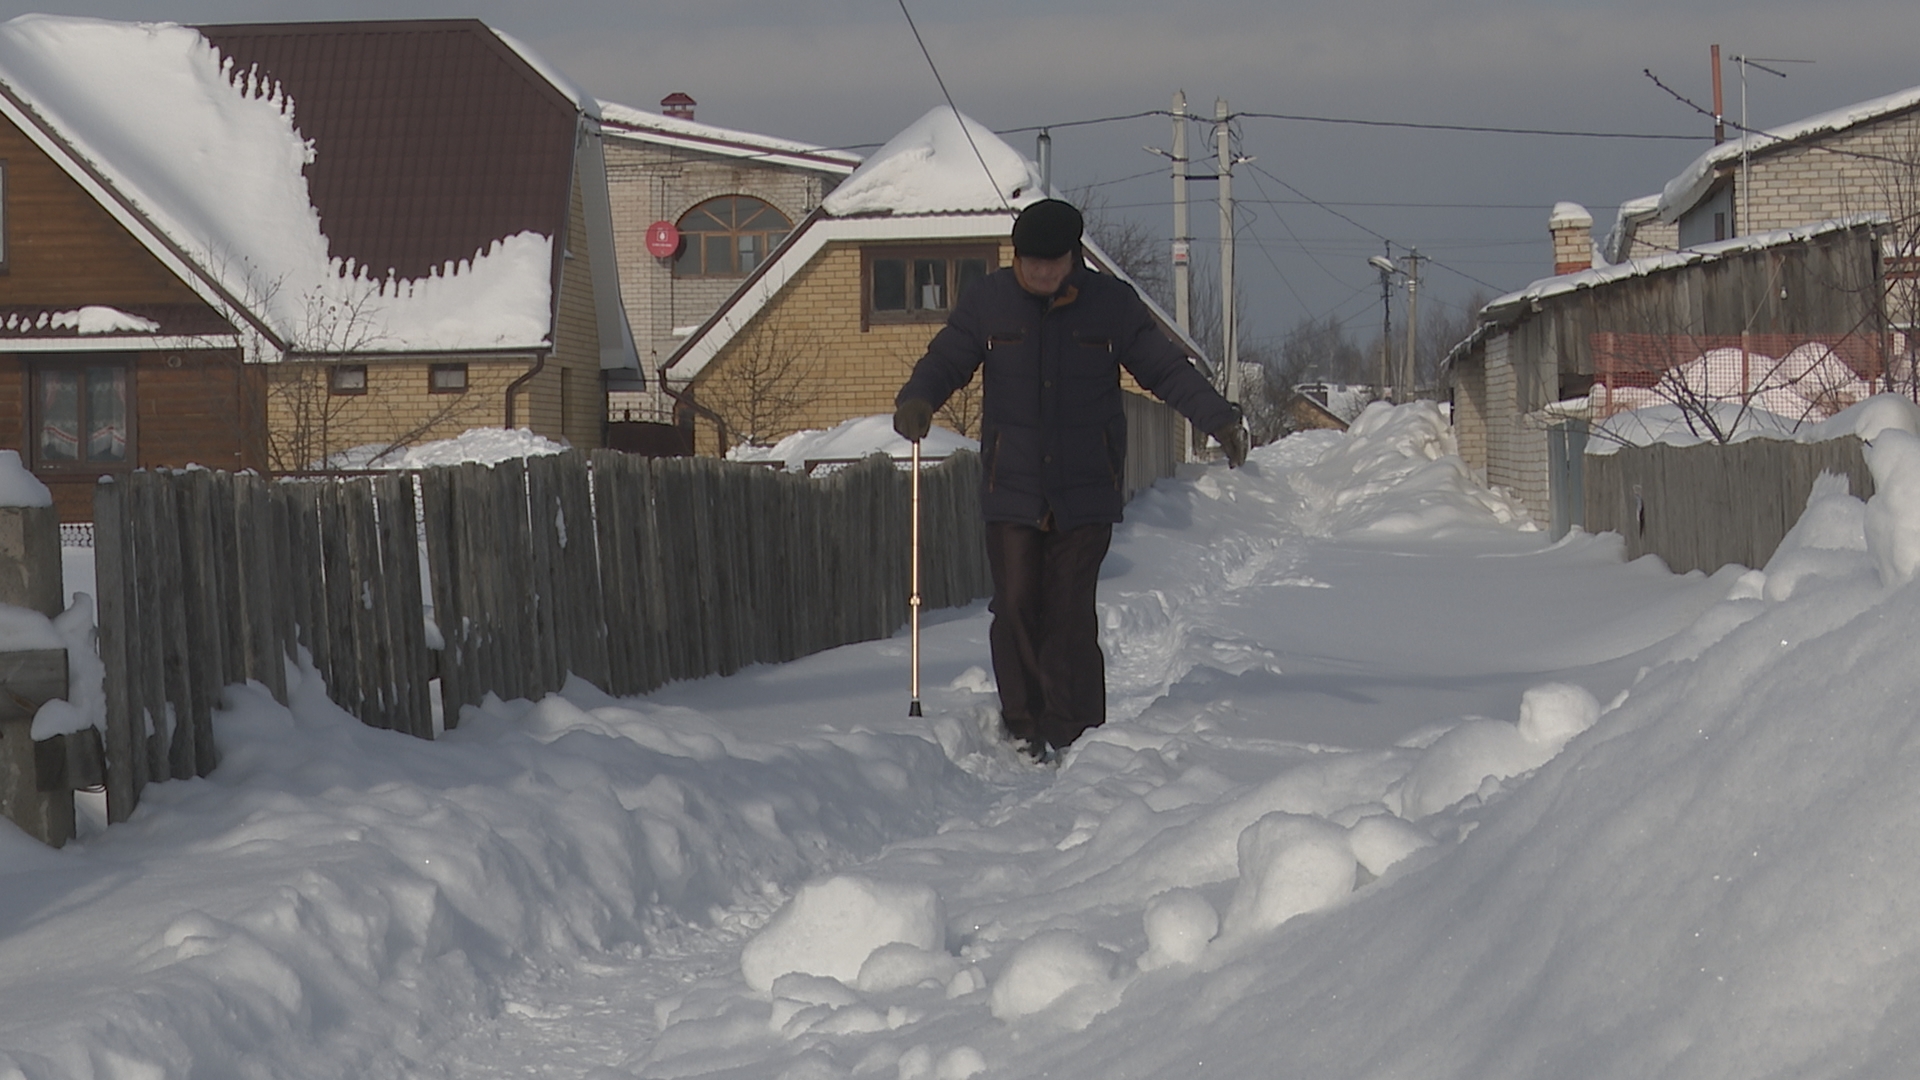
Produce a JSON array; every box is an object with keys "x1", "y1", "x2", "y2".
[
  {"x1": 661, "y1": 92, "x2": 696, "y2": 121},
  {"x1": 1550, "y1": 202, "x2": 1595, "y2": 276}
]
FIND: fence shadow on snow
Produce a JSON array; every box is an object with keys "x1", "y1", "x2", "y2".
[{"x1": 90, "y1": 451, "x2": 991, "y2": 822}]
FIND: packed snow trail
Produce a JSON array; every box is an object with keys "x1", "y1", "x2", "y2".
[{"x1": 14, "y1": 400, "x2": 1920, "y2": 1078}]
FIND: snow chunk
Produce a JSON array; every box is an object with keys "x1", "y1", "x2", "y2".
[
  {"x1": 1549, "y1": 202, "x2": 1592, "y2": 229},
  {"x1": 0, "y1": 603, "x2": 63, "y2": 652},
  {"x1": 1516, "y1": 682, "x2": 1601, "y2": 749},
  {"x1": 49, "y1": 305, "x2": 161, "y2": 334},
  {"x1": 1864, "y1": 428, "x2": 1920, "y2": 587},
  {"x1": 1392, "y1": 683, "x2": 1595, "y2": 821},
  {"x1": 325, "y1": 427, "x2": 569, "y2": 470},
  {"x1": 1217, "y1": 813, "x2": 1355, "y2": 942},
  {"x1": 1346, "y1": 814, "x2": 1436, "y2": 878},
  {"x1": 987, "y1": 929, "x2": 1116, "y2": 1022},
  {"x1": 822, "y1": 106, "x2": 1043, "y2": 217},
  {"x1": 1137, "y1": 887, "x2": 1218, "y2": 970},
  {"x1": 856, "y1": 942, "x2": 961, "y2": 993},
  {"x1": 1814, "y1": 393, "x2": 1920, "y2": 444},
  {"x1": 741, "y1": 875, "x2": 946, "y2": 993},
  {"x1": 0, "y1": 450, "x2": 53, "y2": 507}
]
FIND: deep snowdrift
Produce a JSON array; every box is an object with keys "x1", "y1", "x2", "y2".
[{"x1": 5, "y1": 400, "x2": 1920, "y2": 1079}]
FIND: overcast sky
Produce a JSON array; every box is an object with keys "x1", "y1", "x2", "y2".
[{"x1": 15, "y1": 0, "x2": 1920, "y2": 355}]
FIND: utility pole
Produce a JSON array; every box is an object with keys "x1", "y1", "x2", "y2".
[
  {"x1": 1711, "y1": 44, "x2": 1725, "y2": 145},
  {"x1": 1171, "y1": 91, "x2": 1191, "y2": 335},
  {"x1": 1372, "y1": 244, "x2": 1393, "y2": 399},
  {"x1": 1036, "y1": 129, "x2": 1053, "y2": 193},
  {"x1": 1402, "y1": 248, "x2": 1424, "y2": 397},
  {"x1": 1215, "y1": 97, "x2": 1239, "y2": 403}
]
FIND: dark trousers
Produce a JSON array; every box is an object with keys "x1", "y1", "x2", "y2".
[{"x1": 984, "y1": 519, "x2": 1113, "y2": 750}]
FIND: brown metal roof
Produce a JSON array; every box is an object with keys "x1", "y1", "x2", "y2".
[{"x1": 195, "y1": 19, "x2": 578, "y2": 283}]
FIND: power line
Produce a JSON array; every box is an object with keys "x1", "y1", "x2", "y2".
[
  {"x1": 1234, "y1": 110, "x2": 1705, "y2": 141},
  {"x1": 983, "y1": 106, "x2": 1704, "y2": 143},
  {"x1": 1641, "y1": 68, "x2": 1914, "y2": 167}
]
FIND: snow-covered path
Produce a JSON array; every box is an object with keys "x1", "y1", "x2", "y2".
[
  {"x1": 410, "y1": 410, "x2": 1732, "y2": 1078},
  {"x1": 14, "y1": 400, "x2": 1920, "y2": 1079}
]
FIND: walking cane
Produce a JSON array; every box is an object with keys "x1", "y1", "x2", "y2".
[{"x1": 908, "y1": 438, "x2": 923, "y2": 717}]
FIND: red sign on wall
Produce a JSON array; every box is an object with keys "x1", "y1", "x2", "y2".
[{"x1": 645, "y1": 220, "x2": 681, "y2": 259}]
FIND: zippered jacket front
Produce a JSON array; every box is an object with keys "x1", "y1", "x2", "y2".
[{"x1": 898, "y1": 263, "x2": 1237, "y2": 531}]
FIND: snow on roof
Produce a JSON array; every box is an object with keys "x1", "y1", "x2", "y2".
[
  {"x1": 1549, "y1": 202, "x2": 1592, "y2": 228},
  {"x1": 1658, "y1": 83, "x2": 1920, "y2": 220},
  {"x1": 821, "y1": 106, "x2": 1044, "y2": 217},
  {"x1": 596, "y1": 98, "x2": 861, "y2": 174},
  {"x1": 490, "y1": 26, "x2": 595, "y2": 120},
  {"x1": 1484, "y1": 215, "x2": 1887, "y2": 320},
  {"x1": 1601, "y1": 193, "x2": 1662, "y2": 265},
  {"x1": 0, "y1": 15, "x2": 564, "y2": 355}
]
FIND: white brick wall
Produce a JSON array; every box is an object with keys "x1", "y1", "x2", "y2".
[{"x1": 604, "y1": 138, "x2": 844, "y2": 418}]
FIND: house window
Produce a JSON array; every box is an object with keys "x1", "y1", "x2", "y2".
[
  {"x1": 863, "y1": 246, "x2": 995, "y2": 326},
  {"x1": 429, "y1": 363, "x2": 468, "y2": 394},
  {"x1": 329, "y1": 365, "x2": 368, "y2": 395},
  {"x1": 673, "y1": 196, "x2": 792, "y2": 278},
  {"x1": 30, "y1": 359, "x2": 132, "y2": 470}
]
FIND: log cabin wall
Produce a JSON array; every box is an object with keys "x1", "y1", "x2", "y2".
[{"x1": 0, "y1": 111, "x2": 264, "y2": 521}]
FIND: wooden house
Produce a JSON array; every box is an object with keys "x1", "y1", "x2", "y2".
[
  {"x1": 661, "y1": 107, "x2": 1201, "y2": 495},
  {"x1": 1447, "y1": 218, "x2": 1887, "y2": 535},
  {"x1": 0, "y1": 15, "x2": 638, "y2": 518}
]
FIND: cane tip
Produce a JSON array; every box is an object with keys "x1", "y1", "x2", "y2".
[{"x1": 908, "y1": 700, "x2": 923, "y2": 717}]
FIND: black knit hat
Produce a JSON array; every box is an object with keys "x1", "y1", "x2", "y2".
[{"x1": 1011, "y1": 199, "x2": 1084, "y2": 258}]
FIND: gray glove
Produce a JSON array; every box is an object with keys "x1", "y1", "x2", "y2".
[
  {"x1": 894, "y1": 399, "x2": 933, "y2": 442},
  {"x1": 1214, "y1": 421, "x2": 1249, "y2": 468}
]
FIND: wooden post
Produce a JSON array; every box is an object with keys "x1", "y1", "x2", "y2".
[
  {"x1": 92, "y1": 478, "x2": 139, "y2": 823},
  {"x1": 0, "y1": 494, "x2": 72, "y2": 847}
]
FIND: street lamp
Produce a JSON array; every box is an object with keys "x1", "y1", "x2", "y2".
[{"x1": 1370, "y1": 255, "x2": 1396, "y2": 400}]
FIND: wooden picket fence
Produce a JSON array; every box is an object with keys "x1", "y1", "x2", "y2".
[{"x1": 90, "y1": 451, "x2": 991, "y2": 823}]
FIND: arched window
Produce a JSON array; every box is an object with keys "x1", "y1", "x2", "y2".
[{"x1": 674, "y1": 196, "x2": 792, "y2": 278}]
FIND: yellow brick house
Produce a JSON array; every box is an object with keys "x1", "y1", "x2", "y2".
[{"x1": 661, "y1": 107, "x2": 1204, "y2": 493}]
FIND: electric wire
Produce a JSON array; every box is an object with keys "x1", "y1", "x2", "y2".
[{"x1": 895, "y1": 0, "x2": 1011, "y2": 210}]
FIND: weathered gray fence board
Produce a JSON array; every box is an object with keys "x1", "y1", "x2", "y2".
[
  {"x1": 89, "y1": 448, "x2": 994, "y2": 811},
  {"x1": 91, "y1": 479, "x2": 138, "y2": 823},
  {"x1": 1585, "y1": 436, "x2": 1876, "y2": 574}
]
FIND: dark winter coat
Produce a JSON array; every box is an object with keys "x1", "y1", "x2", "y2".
[{"x1": 898, "y1": 261, "x2": 1238, "y2": 531}]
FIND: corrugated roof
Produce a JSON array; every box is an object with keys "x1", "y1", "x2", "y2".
[{"x1": 196, "y1": 19, "x2": 578, "y2": 283}]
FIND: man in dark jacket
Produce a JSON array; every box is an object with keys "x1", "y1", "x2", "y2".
[{"x1": 894, "y1": 199, "x2": 1247, "y2": 760}]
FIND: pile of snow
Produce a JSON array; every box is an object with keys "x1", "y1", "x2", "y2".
[
  {"x1": 821, "y1": 106, "x2": 1043, "y2": 217},
  {"x1": 0, "y1": 15, "x2": 554, "y2": 353},
  {"x1": 1595, "y1": 343, "x2": 1876, "y2": 428},
  {"x1": 323, "y1": 427, "x2": 569, "y2": 470},
  {"x1": 18, "y1": 401, "x2": 1920, "y2": 1077},
  {"x1": 1590, "y1": 391, "x2": 1920, "y2": 455},
  {"x1": 1290, "y1": 400, "x2": 1533, "y2": 535},
  {"x1": 727, "y1": 415, "x2": 979, "y2": 472}
]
